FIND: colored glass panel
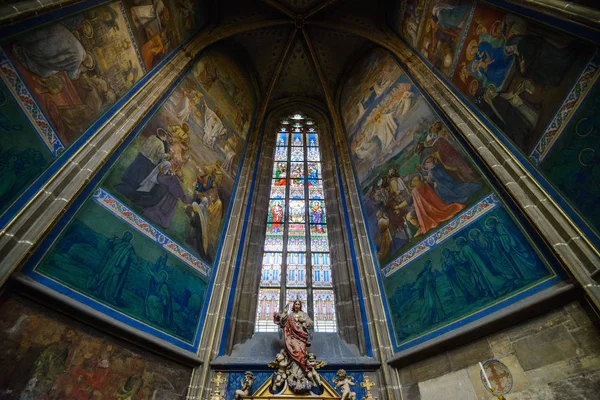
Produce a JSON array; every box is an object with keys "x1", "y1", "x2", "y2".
[
  {"x1": 287, "y1": 233, "x2": 306, "y2": 252},
  {"x1": 307, "y1": 162, "x2": 321, "y2": 185},
  {"x1": 275, "y1": 146, "x2": 288, "y2": 161},
  {"x1": 312, "y1": 264, "x2": 332, "y2": 288},
  {"x1": 261, "y1": 252, "x2": 282, "y2": 287},
  {"x1": 307, "y1": 133, "x2": 318, "y2": 146},
  {"x1": 277, "y1": 132, "x2": 288, "y2": 146},
  {"x1": 286, "y1": 289, "x2": 308, "y2": 313},
  {"x1": 286, "y1": 252, "x2": 306, "y2": 287},
  {"x1": 310, "y1": 235, "x2": 329, "y2": 252},
  {"x1": 292, "y1": 132, "x2": 303, "y2": 146},
  {"x1": 289, "y1": 200, "x2": 305, "y2": 223},
  {"x1": 313, "y1": 289, "x2": 336, "y2": 332},
  {"x1": 308, "y1": 181, "x2": 324, "y2": 199},
  {"x1": 307, "y1": 147, "x2": 320, "y2": 161},
  {"x1": 264, "y1": 226, "x2": 283, "y2": 251},
  {"x1": 256, "y1": 288, "x2": 280, "y2": 332},
  {"x1": 309, "y1": 200, "x2": 326, "y2": 224},
  {"x1": 267, "y1": 200, "x2": 285, "y2": 224},
  {"x1": 273, "y1": 162, "x2": 287, "y2": 179},
  {"x1": 290, "y1": 162, "x2": 304, "y2": 178},
  {"x1": 270, "y1": 181, "x2": 285, "y2": 199},
  {"x1": 291, "y1": 147, "x2": 304, "y2": 161},
  {"x1": 289, "y1": 178, "x2": 304, "y2": 199}
]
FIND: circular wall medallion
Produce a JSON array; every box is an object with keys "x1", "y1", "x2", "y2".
[{"x1": 480, "y1": 360, "x2": 513, "y2": 395}]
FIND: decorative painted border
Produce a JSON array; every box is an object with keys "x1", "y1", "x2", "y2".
[
  {"x1": 117, "y1": 0, "x2": 146, "y2": 74},
  {"x1": 530, "y1": 49, "x2": 600, "y2": 164},
  {"x1": 448, "y1": 0, "x2": 477, "y2": 79},
  {"x1": 93, "y1": 188, "x2": 211, "y2": 277},
  {"x1": 382, "y1": 193, "x2": 499, "y2": 277},
  {"x1": 0, "y1": 49, "x2": 65, "y2": 157}
]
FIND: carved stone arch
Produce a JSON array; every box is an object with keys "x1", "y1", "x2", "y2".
[{"x1": 224, "y1": 97, "x2": 367, "y2": 354}]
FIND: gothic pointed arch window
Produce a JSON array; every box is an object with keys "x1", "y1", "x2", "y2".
[{"x1": 255, "y1": 113, "x2": 337, "y2": 333}]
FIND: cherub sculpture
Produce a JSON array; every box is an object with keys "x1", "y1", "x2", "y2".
[
  {"x1": 268, "y1": 349, "x2": 290, "y2": 391},
  {"x1": 234, "y1": 371, "x2": 256, "y2": 400},
  {"x1": 306, "y1": 353, "x2": 326, "y2": 386},
  {"x1": 333, "y1": 369, "x2": 357, "y2": 400}
]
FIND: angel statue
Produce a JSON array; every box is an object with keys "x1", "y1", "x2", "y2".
[
  {"x1": 234, "y1": 371, "x2": 256, "y2": 400},
  {"x1": 333, "y1": 369, "x2": 357, "y2": 400},
  {"x1": 268, "y1": 349, "x2": 291, "y2": 391}
]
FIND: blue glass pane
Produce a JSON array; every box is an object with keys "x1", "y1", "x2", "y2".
[
  {"x1": 307, "y1": 133, "x2": 318, "y2": 146},
  {"x1": 292, "y1": 132, "x2": 303, "y2": 146},
  {"x1": 307, "y1": 162, "x2": 321, "y2": 184},
  {"x1": 289, "y1": 178, "x2": 304, "y2": 199},
  {"x1": 307, "y1": 147, "x2": 320, "y2": 161},
  {"x1": 277, "y1": 133, "x2": 288, "y2": 146}
]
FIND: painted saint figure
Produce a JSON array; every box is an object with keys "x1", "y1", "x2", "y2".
[{"x1": 87, "y1": 231, "x2": 138, "y2": 305}]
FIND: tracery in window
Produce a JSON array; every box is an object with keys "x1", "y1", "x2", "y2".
[{"x1": 255, "y1": 113, "x2": 337, "y2": 333}]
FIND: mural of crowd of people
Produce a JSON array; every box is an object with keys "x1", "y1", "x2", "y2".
[
  {"x1": 0, "y1": 294, "x2": 192, "y2": 399},
  {"x1": 393, "y1": 0, "x2": 594, "y2": 154},
  {"x1": 0, "y1": 0, "x2": 208, "y2": 221},
  {"x1": 341, "y1": 48, "x2": 487, "y2": 266},
  {"x1": 103, "y1": 45, "x2": 255, "y2": 264},
  {"x1": 35, "y1": 201, "x2": 207, "y2": 345},
  {"x1": 383, "y1": 207, "x2": 552, "y2": 347}
]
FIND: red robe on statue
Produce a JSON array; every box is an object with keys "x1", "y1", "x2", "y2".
[
  {"x1": 283, "y1": 313, "x2": 310, "y2": 371},
  {"x1": 411, "y1": 181, "x2": 464, "y2": 234}
]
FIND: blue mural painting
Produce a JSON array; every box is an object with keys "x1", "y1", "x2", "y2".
[
  {"x1": 34, "y1": 200, "x2": 207, "y2": 346},
  {"x1": 0, "y1": 78, "x2": 53, "y2": 215},
  {"x1": 540, "y1": 79, "x2": 600, "y2": 236},
  {"x1": 383, "y1": 206, "x2": 553, "y2": 347}
]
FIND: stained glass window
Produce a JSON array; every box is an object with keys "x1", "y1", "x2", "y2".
[{"x1": 255, "y1": 113, "x2": 337, "y2": 333}]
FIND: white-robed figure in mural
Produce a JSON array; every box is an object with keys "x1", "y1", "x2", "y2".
[
  {"x1": 131, "y1": 0, "x2": 166, "y2": 30},
  {"x1": 203, "y1": 101, "x2": 226, "y2": 148},
  {"x1": 368, "y1": 106, "x2": 397, "y2": 155}
]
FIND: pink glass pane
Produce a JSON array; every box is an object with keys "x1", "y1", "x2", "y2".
[
  {"x1": 256, "y1": 288, "x2": 280, "y2": 332},
  {"x1": 313, "y1": 289, "x2": 336, "y2": 332},
  {"x1": 286, "y1": 289, "x2": 308, "y2": 313}
]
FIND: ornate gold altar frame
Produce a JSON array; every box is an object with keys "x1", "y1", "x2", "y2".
[{"x1": 245, "y1": 377, "x2": 341, "y2": 399}]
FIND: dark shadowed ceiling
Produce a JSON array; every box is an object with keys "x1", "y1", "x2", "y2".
[{"x1": 213, "y1": 0, "x2": 385, "y2": 108}]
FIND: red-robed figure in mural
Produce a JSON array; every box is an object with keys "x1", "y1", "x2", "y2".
[{"x1": 273, "y1": 300, "x2": 313, "y2": 371}]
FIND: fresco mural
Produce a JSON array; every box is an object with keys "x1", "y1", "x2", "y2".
[
  {"x1": 33, "y1": 200, "x2": 208, "y2": 346},
  {"x1": 449, "y1": 2, "x2": 592, "y2": 154},
  {"x1": 383, "y1": 206, "x2": 553, "y2": 347},
  {"x1": 0, "y1": 78, "x2": 53, "y2": 215},
  {"x1": 539, "y1": 78, "x2": 600, "y2": 235},
  {"x1": 399, "y1": 0, "x2": 428, "y2": 47},
  {"x1": 102, "y1": 45, "x2": 256, "y2": 264},
  {"x1": 418, "y1": 0, "x2": 473, "y2": 77},
  {"x1": 3, "y1": 1, "x2": 144, "y2": 145},
  {"x1": 0, "y1": 294, "x2": 192, "y2": 399},
  {"x1": 341, "y1": 48, "x2": 488, "y2": 266}
]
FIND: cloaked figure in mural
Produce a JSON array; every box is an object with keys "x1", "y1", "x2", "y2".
[
  {"x1": 421, "y1": 155, "x2": 481, "y2": 204},
  {"x1": 142, "y1": 163, "x2": 192, "y2": 229},
  {"x1": 144, "y1": 254, "x2": 173, "y2": 328},
  {"x1": 187, "y1": 199, "x2": 209, "y2": 260},
  {"x1": 414, "y1": 260, "x2": 445, "y2": 325},
  {"x1": 87, "y1": 231, "x2": 139, "y2": 306}
]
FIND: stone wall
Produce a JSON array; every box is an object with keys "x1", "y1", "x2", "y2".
[{"x1": 398, "y1": 301, "x2": 600, "y2": 399}]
